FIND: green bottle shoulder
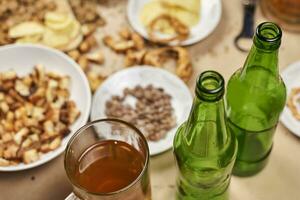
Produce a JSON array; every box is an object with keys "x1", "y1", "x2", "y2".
[{"x1": 174, "y1": 122, "x2": 237, "y2": 166}]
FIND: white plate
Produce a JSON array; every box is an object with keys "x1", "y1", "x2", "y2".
[
  {"x1": 0, "y1": 44, "x2": 91, "y2": 171},
  {"x1": 127, "y1": 0, "x2": 222, "y2": 46},
  {"x1": 91, "y1": 66, "x2": 193, "y2": 155},
  {"x1": 281, "y1": 61, "x2": 300, "y2": 137}
]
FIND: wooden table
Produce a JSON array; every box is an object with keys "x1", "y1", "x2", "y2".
[{"x1": 1, "y1": 0, "x2": 300, "y2": 199}]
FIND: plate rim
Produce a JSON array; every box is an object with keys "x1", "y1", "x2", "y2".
[
  {"x1": 127, "y1": 0, "x2": 222, "y2": 46},
  {"x1": 0, "y1": 44, "x2": 91, "y2": 171},
  {"x1": 90, "y1": 65, "x2": 193, "y2": 156},
  {"x1": 280, "y1": 60, "x2": 300, "y2": 137}
]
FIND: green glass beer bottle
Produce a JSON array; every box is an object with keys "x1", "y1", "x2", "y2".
[
  {"x1": 226, "y1": 22, "x2": 286, "y2": 176},
  {"x1": 174, "y1": 71, "x2": 237, "y2": 200}
]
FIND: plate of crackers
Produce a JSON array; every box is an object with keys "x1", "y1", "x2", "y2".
[
  {"x1": 127, "y1": 0, "x2": 222, "y2": 46},
  {"x1": 281, "y1": 61, "x2": 300, "y2": 137},
  {"x1": 91, "y1": 66, "x2": 193, "y2": 155},
  {"x1": 0, "y1": 44, "x2": 91, "y2": 171}
]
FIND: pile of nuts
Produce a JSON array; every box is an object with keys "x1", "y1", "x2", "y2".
[
  {"x1": 68, "y1": 0, "x2": 107, "y2": 92},
  {"x1": 0, "y1": 0, "x2": 56, "y2": 45},
  {"x1": 67, "y1": 27, "x2": 105, "y2": 92},
  {"x1": 69, "y1": 0, "x2": 105, "y2": 26},
  {"x1": 0, "y1": 65, "x2": 80, "y2": 166},
  {"x1": 105, "y1": 85, "x2": 177, "y2": 141},
  {"x1": 103, "y1": 28, "x2": 193, "y2": 83}
]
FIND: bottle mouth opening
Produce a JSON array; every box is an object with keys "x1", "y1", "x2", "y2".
[
  {"x1": 256, "y1": 22, "x2": 282, "y2": 43},
  {"x1": 196, "y1": 70, "x2": 224, "y2": 101}
]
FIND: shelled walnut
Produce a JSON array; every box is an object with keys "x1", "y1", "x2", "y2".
[{"x1": 0, "y1": 65, "x2": 80, "y2": 166}]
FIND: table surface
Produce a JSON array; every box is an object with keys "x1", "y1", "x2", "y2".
[{"x1": 1, "y1": 0, "x2": 300, "y2": 200}]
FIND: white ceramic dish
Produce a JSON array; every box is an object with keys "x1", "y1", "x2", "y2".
[
  {"x1": 0, "y1": 44, "x2": 91, "y2": 171},
  {"x1": 127, "y1": 0, "x2": 222, "y2": 46},
  {"x1": 280, "y1": 61, "x2": 300, "y2": 137},
  {"x1": 91, "y1": 66, "x2": 193, "y2": 155}
]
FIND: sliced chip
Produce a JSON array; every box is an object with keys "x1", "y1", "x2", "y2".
[
  {"x1": 67, "y1": 21, "x2": 81, "y2": 40},
  {"x1": 45, "y1": 12, "x2": 73, "y2": 31},
  {"x1": 15, "y1": 34, "x2": 42, "y2": 44},
  {"x1": 9, "y1": 22, "x2": 45, "y2": 39},
  {"x1": 160, "y1": 0, "x2": 200, "y2": 15},
  {"x1": 60, "y1": 33, "x2": 83, "y2": 52},
  {"x1": 45, "y1": 12, "x2": 70, "y2": 24},
  {"x1": 43, "y1": 28, "x2": 70, "y2": 48},
  {"x1": 140, "y1": 1, "x2": 167, "y2": 26},
  {"x1": 169, "y1": 7, "x2": 199, "y2": 27}
]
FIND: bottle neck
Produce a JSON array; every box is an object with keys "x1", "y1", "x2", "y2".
[
  {"x1": 183, "y1": 95, "x2": 228, "y2": 156},
  {"x1": 186, "y1": 97, "x2": 226, "y2": 127},
  {"x1": 241, "y1": 40, "x2": 279, "y2": 76},
  {"x1": 241, "y1": 22, "x2": 282, "y2": 77}
]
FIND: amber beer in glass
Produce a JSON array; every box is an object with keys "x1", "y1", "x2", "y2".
[{"x1": 64, "y1": 119, "x2": 151, "y2": 200}]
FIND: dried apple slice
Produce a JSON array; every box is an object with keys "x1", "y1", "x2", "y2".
[
  {"x1": 45, "y1": 12, "x2": 73, "y2": 31},
  {"x1": 160, "y1": 0, "x2": 200, "y2": 15},
  {"x1": 67, "y1": 21, "x2": 81, "y2": 40},
  {"x1": 169, "y1": 7, "x2": 199, "y2": 27},
  {"x1": 45, "y1": 12, "x2": 69, "y2": 24},
  {"x1": 140, "y1": 1, "x2": 166, "y2": 26},
  {"x1": 9, "y1": 22, "x2": 44, "y2": 38},
  {"x1": 43, "y1": 20, "x2": 82, "y2": 49},
  {"x1": 42, "y1": 28, "x2": 70, "y2": 48},
  {"x1": 16, "y1": 35, "x2": 42, "y2": 44},
  {"x1": 60, "y1": 34, "x2": 83, "y2": 52}
]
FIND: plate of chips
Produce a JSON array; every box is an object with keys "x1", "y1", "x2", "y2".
[{"x1": 127, "y1": 0, "x2": 222, "y2": 46}]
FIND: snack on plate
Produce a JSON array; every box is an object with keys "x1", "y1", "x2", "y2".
[
  {"x1": 9, "y1": 12, "x2": 83, "y2": 51},
  {"x1": 148, "y1": 14, "x2": 190, "y2": 44},
  {"x1": 287, "y1": 87, "x2": 300, "y2": 120},
  {"x1": 103, "y1": 28, "x2": 193, "y2": 83},
  {"x1": 103, "y1": 28, "x2": 145, "y2": 53},
  {"x1": 105, "y1": 85, "x2": 177, "y2": 141},
  {"x1": 8, "y1": 22, "x2": 45, "y2": 39},
  {"x1": 162, "y1": 0, "x2": 200, "y2": 15},
  {"x1": 0, "y1": 0, "x2": 57, "y2": 45},
  {"x1": 0, "y1": 65, "x2": 80, "y2": 166},
  {"x1": 140, "y1": 0, "x2": 201, "y2": 42},
  {"x1": 143, "y1": 47, "x2": 193, "y2": 82},
  {"x1": 69, "y1": 0, "x2": 105, "y2": 26},
  {"x1": 66, "y1": 33, "x2": 104, "y2": 92}
]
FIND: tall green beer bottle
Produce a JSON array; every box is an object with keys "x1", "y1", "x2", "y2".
[
  {"x1": 174, "y1": 71, "x2": 237, "y2": 200},
  {"x1": 226, "y1": 22, "x2": 286, "y2": 176}
]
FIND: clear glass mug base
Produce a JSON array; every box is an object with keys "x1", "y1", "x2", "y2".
[
  {"x1": 65, "y1": 192, "x2": 152, "y2": 200},
  {"x1": 65, "y1": 193, "x2": 78, "y2": 200}
]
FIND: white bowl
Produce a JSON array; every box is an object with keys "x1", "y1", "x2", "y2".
[
  {"x1": 127, "y1": 0, "x2": 222, "y2": 46},
  {"x1": 281, "y1": 61, "x2": 300, "y2": 137},
  {"x1": 0, "y1": 44, "x2": 91, "y2": 171},
  {"x1": 91, "y1": 66, "x2": 193, "y2": 155}
]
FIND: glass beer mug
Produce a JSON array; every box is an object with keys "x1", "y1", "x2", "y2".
[
  {"x1": 64, "y1": 119, "x2": 151, "y2": 200},
  {"x1": 261, "y1": 0, "x2": 300, "y2": 32}
]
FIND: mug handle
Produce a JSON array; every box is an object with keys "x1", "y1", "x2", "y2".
[{"x1": 65, "y1": 193, "x2": 78, "y2": 200}]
